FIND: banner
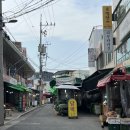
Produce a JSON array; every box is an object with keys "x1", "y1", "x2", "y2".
[
  {"x1": 88, "y1": 61, "x2": 95, "y2": 67},
  {"x1": 102, "y1": 6, "x2": 112, "y2": 29},
  {"x1": 102, "y1": 6, "x2": 113, "y2": 53},
  {"x1": 88, "y1": 48, "x2": 96, "y2": 67},
  {"x1": 103, "y1": 29, "x2": 113, "y2": 53},
  {"x1": 88, "y1": 48, "x2": 96, "y2": 62}
]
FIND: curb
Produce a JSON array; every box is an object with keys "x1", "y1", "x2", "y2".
[
  {"x1": 18, "y1": 106, "x2": 41, "y2": 118},
  {"x1": 4, "y1": 105, "x2": 43, "y2": 125}
]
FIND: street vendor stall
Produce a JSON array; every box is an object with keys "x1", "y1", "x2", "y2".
[
  {"x1": 54, "y1": 85, "x2": 80, "y2": 116},
  {"x1": 97, "y1": 66, "x2": 130, "y2": 128}
]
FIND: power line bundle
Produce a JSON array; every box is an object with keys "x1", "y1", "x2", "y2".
[{"x1": 3, "y1": 0, "x2": 55, "y2": 20}]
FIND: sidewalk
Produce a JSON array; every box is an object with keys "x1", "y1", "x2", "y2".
[{"x1": 4, "y1": 106, "x2": 40, "y2": 125}]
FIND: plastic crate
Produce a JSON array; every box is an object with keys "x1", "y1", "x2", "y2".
[
  {"x1": 120, "y1": 118, "x2": 130, "y2": 130},
  {"x1": 120, "y1": 124, "x2": 130, "y2": 130},
  {"x1": 108, "y1": 124, "x2": 120, "y2": 130}
]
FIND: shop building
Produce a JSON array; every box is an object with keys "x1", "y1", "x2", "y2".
[
  {"x1": 3, "y1": 32, "x2": 35, "y2": 111},
  {"x1": 54, "y1": 70, "x2": 88, "y2": 85},
  {"x1": 88, "y1": 26, "x2": 115, "y2": 72},
  {"x1": 83, "y1": 1, "x2": 130, "y2": 125},
  {"x1": 112, "y1": 0, "x2": 130, "y2": 67}
]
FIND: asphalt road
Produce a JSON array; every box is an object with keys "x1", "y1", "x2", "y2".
[{"x1": 0, "y1": 104, "x2": 108, "y2": 130}]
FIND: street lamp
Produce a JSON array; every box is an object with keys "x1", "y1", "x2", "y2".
[
  {"x1": 8, "y1": 19, "x2": 17, "y2": 23},
  {"x1": 2, "y1": 19, "x2": 17, "y2": 27}
]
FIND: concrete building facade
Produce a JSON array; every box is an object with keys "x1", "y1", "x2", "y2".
[
  {"x1": 112, "y1": 0, "x2": 130, "y2": 67},
  {"x1": 88, "y1": 26, "x2": 114, "y2": 74}
]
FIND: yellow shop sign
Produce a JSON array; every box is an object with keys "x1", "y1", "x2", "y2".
[
  {"x1": 102, "y1": 6, "x2": 112, "y2": 29},
  {"x1": 68, "y1": 99, "x2": 78, "y2": 118}
]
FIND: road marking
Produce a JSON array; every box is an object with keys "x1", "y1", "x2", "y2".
[{"x1": 18, "y1": 122, "x2": 40, "y2": 125}]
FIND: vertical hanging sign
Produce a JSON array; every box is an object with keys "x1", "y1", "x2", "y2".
[
  {"x1": 102, "y1": 6, "x2": 113, "y2": 53},
  {"x1": 103, "y1": 29, "x2": 113, "y2": 53},
  {"x1": 103, "y1": 6, "x2": 112, "y2": 29},
  {"x1": 88, "y1": 48, "x2": 96, "y2": 67}
]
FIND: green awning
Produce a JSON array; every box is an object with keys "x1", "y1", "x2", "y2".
[
  {"x1": 17, "y1": 84, "x2": 32, "y2": 93},
  {"x1": 24, "y1": 88, "x2": 32, "y2": 93},
  {"x1": 7, "y1": 84, "x2": 32, "y2": 93},
  {"x1": 8, "y1": 85, "x2": 24, "y2": 92}
]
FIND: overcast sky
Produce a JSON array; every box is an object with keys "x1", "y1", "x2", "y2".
[{"x1": 2, "y1": 0, "x2": 112, "y2": 72}]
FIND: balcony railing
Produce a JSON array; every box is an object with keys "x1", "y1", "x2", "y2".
[
  {"x1": 117, "y1": 51, "x2": 130, "y2": 64},
  {"x1": 3, "y1": 73, "x2": 17, "y2": 85}
]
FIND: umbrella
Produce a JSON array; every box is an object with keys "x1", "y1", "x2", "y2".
[{"x1": 55, "y1": 85, "x2": 79, "y2": 90}]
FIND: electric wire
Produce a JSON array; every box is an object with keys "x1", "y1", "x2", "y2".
[
  {"x1": 47, "y1": 55, "x2": 81, "y2": 68},
  {"x1": 4, "y1": 0, "x2": 44, "y2": 17},
  {"x1": 14, "y1": 0, "x2": 39, "y2": 43},
  {"x1": 5, "y1": 0, "x2": 57, "y2": 20},
  {"x1": 6, "y1": 0, "x2": 35, "y2": 16},
  {"x1": 47, "y1": 54, "x2": 88, "y2": 67},
  {"x1": 27, "y1": 56, "x2": 39, "y2": 69},
  {"x1": 4, "y1": 26, "x2": 39, "y2": 70},
  {"x1": 4, "y1": 26, "x2": 17, "y2": 41},
  {"x1": 63, "y1": 52, "x2": 88, "y2": 66},
  {"x1": 52, "y1": 42, "x2": 87, "y2": 69},
  {"x1": 3, "y1": 0, "x2": 34, "y2": 14}
]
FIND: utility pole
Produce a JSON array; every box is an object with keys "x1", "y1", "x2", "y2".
[
  {"x1": 38, "y1": 14, "x2": 55, "y2": 105},
  {"x1": 39, "y1": 15, "x2": 47, "y2": 106},
  {"x1": 0, "y1": 0, "x2": 4, "y2": 126},
  {"x1": 39, "y1": 14, "x2": 43, "y2": 106}
]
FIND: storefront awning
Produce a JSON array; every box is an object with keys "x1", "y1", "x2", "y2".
[
  {"x1": 97, "y1": 76, "x2": 111, "y2": 88},
  {"x1": 7, "y1": 84, "x2": 32, "y2": 92},
  {"x1": 8, "y1": 85, "x2": 24, "y2": 92},
  {"x1": 97, "y1": 66, "x2": 130, "y2": 88},
  {"x1": 17, "y1": 84, "x2": 32, "y2": 92},
  {"x1": 87, "y1": 88, "x2": 100, "y2": 95},
  {"x1": 81, "y1": 68, "x2": 113, "y2": 91}
]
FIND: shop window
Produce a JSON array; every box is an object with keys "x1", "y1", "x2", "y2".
[
  {"x1": 116, "y1": 38, "x2": 130, "y2": 64},
  {"x1": 108, "y1": 53, "x2": 113, "y2": 63},
  {"x1": 127, "y1": 38, "x2": 130, "y2": 50}
]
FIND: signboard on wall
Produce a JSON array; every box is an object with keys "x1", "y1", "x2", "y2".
[
  {"x1": 102, "y1": 6, "x2": 112, "y2": 29},
  {"x1": 26, "y1": 80, "x2": 33, "y2": 88},
  {"x1": 88, "y1": 48, "x2": 96, "y2": 67},
  {"x1": 88, "y1": 61, "x2": 95, "y2": 67},
  {"x1": 102, "y1": 6, "x2": 113, "y2": 53},
  {"x1": 103, "y1": 29, "x2": 113, "y2": 53},
  {"x1": 88, "y1": 48, "x2": 96, "y2": 62},
  {"x1": 56, "y1": 77, "x2": 74, "y2": 85}
]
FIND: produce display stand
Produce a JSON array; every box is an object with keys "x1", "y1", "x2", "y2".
[{"x1": 107, "y1": 117, "x2": 120, "y2": 130}]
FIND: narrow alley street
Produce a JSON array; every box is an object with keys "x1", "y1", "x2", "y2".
[{"x1": 0, "y1": 104, "x2": 107, "y2": 130}]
